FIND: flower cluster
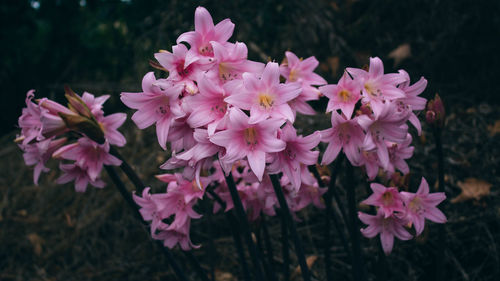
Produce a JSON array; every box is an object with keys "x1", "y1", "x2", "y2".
[
  {"x1": 128, "y1": 6, "x2": 328, "y2": 249},
  {"x1": 320, "y1": 58, "x2": 427, "y2": 180},
  {"x1": 17, "y1": 88, "x2": 126, "y2": 192},
  {"x1": 358, "y1": 178, "x2": 446, "y2": 255}
]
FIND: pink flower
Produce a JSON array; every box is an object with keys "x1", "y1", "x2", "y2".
[
  {"x1": 321, "y1": 73, "x2": 362, "y2": 119},
  {"x1": 18, "y1": 90, "x2": 46, "y2": 145},
  {"x1": 133, "y1": 187, "x2": 169, "y2": 233},
  {"x1": 121, "y1": 72, "x2": 184, "y2": 150},
  {"x1": 358, "y1": 210, "x2": 412, "y2": 255},
  {"x1": 400, "y1": 178, "x2": 447, "y2": 235},
  {"x1": 207, "y1": 41, "x2": 265, "y2": 84},
  {"x1": 321, "y1": 112, "x2": 365, "y2": 166},
  {"x1": 176, "y1": 6, "x2": 235, "y2": 66},
  {"x1": 53, "y1": 138, "x2": 121, "y2": 181},
  {"x1": 20, "y1": 137, "x2": 66, "y2": 185},
  {"x1": 57, "y1": 163, "x2": 106, "y2": 192},
  {"x1": 153, "y1": 220, "x2": 200, "y2": 251},
  {"x1": 225, "y1": 62, "x2": 302, "y2": 124},
  {"x1": 154, "y1": 44, "x2": 205, "y2": 94},
  {"x1": 209, "y1": 108, "x2": 286, "y2": 181},
  {"x1": 362, "y1": 183, "x2": 405, "y2": 218},
  {"x1": 267, "y1": 122, "x2": 321, "y2": 189},
  {"x1": 347, "y1": 57, "x2": 406, "y2": 116},
  {"x1": 280, "y1": 51, "x2": 326, "y2": 86},
  {"x1": 397, "y1": 70, "x2": 428, "y2": 135},
  {"x1": 185, "y1": 75, "x2": 233, "y2": 134},
  {"x1": 359, "y1": 149, "x2": 380, "y2": 180},
  {"x1": 386, "y1": 134, "x2": 414, "y2": 175},
  {"x1": 357, "y1": 102, "x2": 409, "y2": 169}
]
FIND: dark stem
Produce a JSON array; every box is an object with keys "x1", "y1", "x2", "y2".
[
  {"x1": 435, "y1": 129, "x2": 446, "y2": 281},
  {"x1": 345, "y1": 165, "x2": 366, "y2": 281},
  {"x1": 208, "y1": 189, "x2": 252, "y2": 281},
  {"x1": 309, "y1": 160, "x2": 348, "y2": 281},
  {"x1": 261, "y1": 214, "x2": 275, "y2": 276},
  {"x1": 104, "y1": 165, "x2": 190, "y2": 281},
  {"x1": 269, "y1": 174, "x2": 311, "y2": 281},
  {"x1": 280, "y1": 209, "x2": 290, "y2": 281},
  {"x1": 110, "y1": 146, "x2": 147, "y2": 193},
  {"x1": 224, "y1": 173, "x2": 267, "y2": 281}
]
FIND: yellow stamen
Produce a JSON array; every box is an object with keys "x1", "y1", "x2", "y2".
[
  {"x1": 244, "y1": 127, "x2": 258, "y2": 145},
  {"x1": 288, "y1": 69, "x2": 299, "y2": 82},
  {"x1": 258, "y1": 94, "x2": 274, "y2": 109},
  {"x1": 338, "y1": 89, "x2": 351, "y2": 102},
  {"x1": 381, "y1": 191, "x2": 394, "y2": 205}
]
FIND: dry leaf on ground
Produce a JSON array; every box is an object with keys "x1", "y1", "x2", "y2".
[
  {"x1": 27, "y1": 233, "x2": 44, "y2": 256},
  {"x1": 388, "y1": 43, "x2": 411, "y2": 67},
  {"x1": 291, "y1": 255, "x2": 318, "y2": 279},
  {"x1": 451, "y1": 178, "x2": 492, "y2": 203},
  {"x1": 487, "y1": 120, "x2": 500, "y2": 136}
]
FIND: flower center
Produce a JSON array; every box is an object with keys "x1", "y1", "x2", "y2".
[
  {"x1": 338, "y1": 89, "x2": 351, "y2": 102},
  {"x1": 219, "y1": 63, "x2": 238, "y2": 82},
  {"x1": 199, "y1": 44, "x2": 214, "y2": 56},
  {"x1": 289, "y1": 69, "x2": 300, "y2": 82},
  {"x1": 409, "y1": 197, "x2": 423, "y2": 214},
  {"x1": 364, "y1": 82, "x2": 381, "y2": 98},
  {"x1": 243, "y1": 127, "x2": 258, "y2": 146},
  {"x1": 381, "y1": 191, "x2": 394, "y2": 205},
  {"x1": 176, "y1": 60, "x2": 191, "y2": 78},
  {"x1": 258, "y1": 94, "x2": 274, "y2": 109}
]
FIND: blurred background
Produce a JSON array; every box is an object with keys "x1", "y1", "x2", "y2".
[{"x1": 1, "y1": 0, "x2": 500, "y2": 280}]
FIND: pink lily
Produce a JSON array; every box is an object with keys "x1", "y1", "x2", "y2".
[
  {"x1": 225, "y1": 62, "x2": 302, "y2": 124},
  {"x1": 209, "y1": 108, "x2": 286, "y2": 181}
]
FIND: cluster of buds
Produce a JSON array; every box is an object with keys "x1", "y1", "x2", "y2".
[
  {"x1": 358, "y1": 178, "x2": 446, "y2": 255},
  {"x1": 128, "y1": 7, "x2": 328, "y2": 249},
  {"x1": 320, "y1": 58, "x2": 428, "y2": 180},
  {"x1": 17, "y1": 87, "x2": 126, "y2": 192}
]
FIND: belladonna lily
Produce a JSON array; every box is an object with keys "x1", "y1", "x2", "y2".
[
  {"x1": 321, "y1": 111, "x2": 365, "y2": 166},
  {"x1": 358, "y1": 210, "x2": 412, "y2": 255},
  {"x1": 400, "y1": 177, "x2": 447, "y2": 235},
  {"x1": 267, "y1": 122, "x2": 321, "y2": 190},
  {"x1": 361, "y1": 183, "x2": 405, "y2": 218},
  {"x1": 209, "y1": 108, "x2": 286, "y2": 181},
  {"x1": 121, "y1": 72, "x2": 184, "y2": 150},
  {"x1": 225, "y1": 62, "x2": 302, "y2": 124},
  {"x1": 320, "y1": 72, "x2": 362, "y2": 119},
  {"x1": 176, "y1": 6, "x2": 235, "y2": 66},
  {"x1": 347, "y1": 57, "x2": 406, "y2": 116}
]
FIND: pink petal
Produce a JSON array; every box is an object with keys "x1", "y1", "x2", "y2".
[
  {"x1": 194, "y1": 6, "x2": 214, "y2": 35},
  {"x1": 247, "y1": 150, "x2": 266, "y2": 181}
]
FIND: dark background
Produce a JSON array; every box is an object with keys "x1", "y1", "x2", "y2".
[
  {"x1": 2, "y1": 0, "x2": 499, "y2": 135},
  {"x1": 1, "y1": 1, "x2": 500, "y2": 280}
]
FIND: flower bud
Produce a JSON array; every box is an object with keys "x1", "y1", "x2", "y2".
[
  {"x1": 58, "y1": 112, "x2": 105, "y2": 144},
  {"x1": 426, "y1": 93, "x2": 445, "y2": 128},
  {"x1": 64, "y1": 85, "x2": 93, "y2": 118}
]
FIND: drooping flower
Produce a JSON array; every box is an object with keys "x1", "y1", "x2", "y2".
[
  {"x1": 358, "y1": 210, "x2": 412, "y2": 255},
  {"x1": 20, "y1": 137, "x2": 66, "y2": 185},
  {"x1": 400, "y1": 177, "x2": 447, "y2": 235},
  {"x1": 57, "y1": 163, "x2": 106, "y2": 192},
  {"x1": 267, "y1": 122, "x2": 321, "y2": 190},
  {"x1": 357, "y1": 102, "x2": 409, "y2": 169},
  {"x1": 321, "y1": 112, "x2": 365, "y2": 166},
  {"x1": 225, "y1": 62, "x2": 302, "y2": 124},
  {"x1": 53, "y1": 138, "x2": 121, "y2": 181},
  {"x1": 209, "y1": 108, "x2": 286, "y2": 181}
]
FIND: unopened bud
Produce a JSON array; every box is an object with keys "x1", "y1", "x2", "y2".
[
  {"x1": 64, "y1": 85, "x2": 93, "y2": 118},
  {"x1": 426, "y1": 93, "x2": 445, "y2": 128},
  {"x1": 58, "y1": 112, "x2": 105, "y2": 144}
]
